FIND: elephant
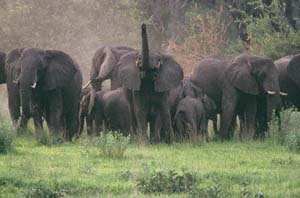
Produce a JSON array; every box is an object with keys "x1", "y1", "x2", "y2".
[
  {"x1": 168, "y1": 78, "x2": 218, "y2": 134},
  {"x1": 275, "y1": 54, "x2": 300, "y2": 109},
  {"x1": 0, "y1": 51, "x2": 6, "y2": 84},
  {"x1": 174, "y1": 94, "x2": 216, "y2": 142},
  {"x1": 17, "y1": 48, "x2": 83, "y2": 140},
  {"x1": 78, "y1": 88, "x2": 131, "y2": 136},
  {"x1": 117, "y1": 24, "x2": 183, "y2": 143},
  {"x1": 89, "y1": 45, "x2": 136, "y2": 91},
  {"x1": 191, "y1": 54, "x2": 284, "y2": 140}
]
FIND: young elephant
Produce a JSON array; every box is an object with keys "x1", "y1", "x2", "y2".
[
  {"x1": 78, "y1": 88, "x2": 131, "y2": 136},
  {"x1": 174, "y1": 95, "x2": 216, "y2": 142}
]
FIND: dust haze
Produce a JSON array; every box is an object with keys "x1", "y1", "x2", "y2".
[{"x1": 0, "y1": 0, "x2": 142, "y2": 115}]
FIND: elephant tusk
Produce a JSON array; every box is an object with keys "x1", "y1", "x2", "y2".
[
  {"x1": 31, "y1": 82, "x2": 37, "y2": 88},
  {"x1": 267, "y1": 91, "x2": 276, "y2": 95},
  {"x1": 83, "y1": 80, "x2": 91, "y2": 89},
  {"x1": 280, "y1": 92, "x2": 288, "y2": 96}
]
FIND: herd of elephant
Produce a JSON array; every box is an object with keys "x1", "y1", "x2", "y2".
[{"x1": 0, "y1": 24, "x2": 299, "y2": 143}]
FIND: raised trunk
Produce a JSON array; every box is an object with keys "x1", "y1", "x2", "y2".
[{"x1": 141, "y1": 23, "x2": 150, "y2": 70}]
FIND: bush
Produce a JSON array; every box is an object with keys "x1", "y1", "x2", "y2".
[
  {"x1": 24, "y1": 181, "x2": 65, "y2": 198},
  {"x1": 37, "y1": 130, "x2": 64, "y2": 147},
  {"x1": 137, "y1": 169, "x2": 197, "y2": 194},
  {"x1": 268, "y1": 109, "x2": 300, "y2": 153},
  {"x1": 94, "y1": 131, "x2": 130, "y2": 158},
  {"x1": 0, "y1": 120, "x2": 15, "y2": 154},
  {"x1": 286, "y1": 130, "x2": 300, "y2": 153}
]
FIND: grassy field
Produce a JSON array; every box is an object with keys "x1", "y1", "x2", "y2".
[{"x1": 0, "y1": 135, "x2": 300, "y2": 198}]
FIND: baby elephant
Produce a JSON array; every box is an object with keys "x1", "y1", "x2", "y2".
[
  {"x1": 174, "y1": 95, "x2": 216, "y2": 142},
  {"x1": 79, "y1": 88, "x2": 131, "y2": 136}
]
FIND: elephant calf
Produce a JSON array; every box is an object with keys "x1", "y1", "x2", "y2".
[
  {"x1": 174, "y1": 95, "x2": 216, "y2": 142},
  {"x1": 79, "y1": 88, "x2": 131, "y2": 136}
]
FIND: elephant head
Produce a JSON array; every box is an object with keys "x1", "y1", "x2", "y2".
[
  {"x1": 118, "y1": 24, "x2": 183, "y2": 92},
  {"x1": 202, "y1": 95, "x2": 217, "y2": 119},
  {"x1": 286, "y1": 54, "x2": 300, "y2": 87},
  {"x1": 0, "y1": 51, "x2": 6, "y2": 84},
  {"x1": 18, "y1": 48, "x2": 78, "y2": 117},
  {"x1": 225, "y1": 54, "x2": 284, "y2": 121},
  {"x1": 180, "y1": 79, "x2": 204, "y2": 99}
]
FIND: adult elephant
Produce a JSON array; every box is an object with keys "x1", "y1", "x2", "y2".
[
  {"x1": 90, "y1": 45, "x2": 136, "y2": 91},
  {"x1": 0, "y1": 51, "x2": 6, "y2": 84},
  {"x1": 275, "y1": 54, "x2": 300, "y2": 109},
  {"x1": 17, "y1": 48, "x2": 83, "y2": 140},
  {"x1": 191, "y1": 55, "x2": 284, "y2": 140},
  {"x1": 117, "y1": 24, "x2": 183, "y2": 143}
]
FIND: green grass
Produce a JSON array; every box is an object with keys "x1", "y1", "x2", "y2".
[{"x1": 0, "y1": 136, "x2": 300, "y2": 197}]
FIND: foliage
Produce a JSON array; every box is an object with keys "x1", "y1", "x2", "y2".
[
  {"x1": 286, "y1": 130, "x2": 300, "y2": 153},
  {"x1": 94, "y1": 131, "x2": 130, "y2": 158},
  {"x1": 24, "y1": 181, "x2": 65, "y2": 198},
  {"x1": 0, "y1": 120, "x2": 15, "y2": 154},
  {"x1": 225, "y1": 0, "x2": 300, "y2": 59},
  {"x1": 268, "y1": 108, "x2": 300, "y2": 153},
  {"x1": 137, "y1": 167, "x2": 197, "y2": 194},
  {"x1": 37, "y1": 130, "x2": 64, "y2": 147},
  {"x1": 172, "y1": 5, "x2": 232, "y2": 73}
]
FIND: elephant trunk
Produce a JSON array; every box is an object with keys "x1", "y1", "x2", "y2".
[
  {"x1": 20, "y1": 88, "x2": 32, "y2": 118},
  {"x1": 141, "y1": 23, "x2": 149, "y2": 70}
]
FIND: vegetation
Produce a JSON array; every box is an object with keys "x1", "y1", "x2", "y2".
[
  {"x1": 0, "y1": 119, "x2": 15, "y2": 154},
  {"x1": 0, "y1": 135, "x2": 299, "y2": 197}
]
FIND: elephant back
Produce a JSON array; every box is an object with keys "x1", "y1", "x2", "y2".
[{"x1": 0, "y1": 51, "x2": 6, "y2": 84}]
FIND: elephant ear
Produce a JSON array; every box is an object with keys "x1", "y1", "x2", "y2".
[
  {"x1": 225, "y1": 59, "x2": 259, "y2": 95},
  {"x1": 287, "y1": 54, "x2": 300, "y2": 86},
  {"x1": 91, "y1": 46, "x2": 117, "y2": 81},
  {"x1": 43, "y1": 50, "x2": 78, "y2": 90},
  {"x1": 118, "y1": 51, "x2": 141, "y2": 91},
  {"x1": 154, "y1": 55, "x2": 183, "y2": 92}
]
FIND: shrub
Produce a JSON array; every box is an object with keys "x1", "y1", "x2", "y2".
[
  {"x1": 137, "y1": 169, "x2": 197, "y2": 194},
  {"x1": 24, "y1": 181, "x2": 65, "y2": 198},
  {"x1": 286, "y1": 130, "x2": 300, "y2": 153},
  {"x1": 0, "y1": 120, "x2": 15, "y2": 154},
  {"x1": 37, "y1": 130, "x2": 64, "y2": 147},
  {"x1": 172, "y1": 5, "x2": 232, "y2": 73},
  {"x1": 94, "y1": 131, "x2": 130, "y2": 158},
  {"x1": 268, "y1": 109, "x2": 300, "y2": 153}
]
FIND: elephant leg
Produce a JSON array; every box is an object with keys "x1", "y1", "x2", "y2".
[
  {"x1": 133, "y1": 93, "x2": 148, "y2": 144},
  {"x1": 241, "y1": 98, "x2": 257, "y2": 140},
  {"x1": 19, "y1": 114, "x2": 29, "y2": 134},
  {"x1": 220, "y1": 88, "x2": 238, "y2": 141},
  {"x1": 46, "y1": 90, "x2": 64, "y2": 137},
  {"x1": 199, "y1": 118, "x2": 209, "y2": 143},
  {"x1": 212, "y1": 114, "x2": 218, "y2": 136},
  {"x1": 78, "y1": 114, "x2": 85, "y2": 136},
  {"x1": 33, "y1": 116, "x2": 43, "y2": 138},
  {"x1": 150, "y1": 113, "x2": 161, "y2": 144},
  {"x1": 158, "y1": 96, "x2": 174, "y2": 144},
  {"x1": 7, "y1": 86, "x2": 21, "y2": 130},
  {"x1": 86, "y1": 115, "x2": 95, "y2": 136}
]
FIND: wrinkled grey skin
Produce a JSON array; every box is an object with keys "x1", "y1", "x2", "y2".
[
  {"x1": 78, "y1": 88, "x2": 131, "y2": 136},
  {"x1": 117, "y1": 24, "x2": 183, "y2": 143},
  {"x1": 174, "y1": 96, "x2": 213, "y2": 141},
  {"x1": 90, "y1": 46, "x2": 136, "y2": 91},
  {"x1": 168, "y1": 78, "x2": 218, "y2": 134},
  {"x1": 275, "y1": 54, "x2": 300, "y2": 109},
  {"x1": 0, "y1": 51, "x2": 6, "y2": 84},
  {"x1": 2, "y1": 48, "x2": 43, "y2": 135},
  {"x1": 18, "y1": 48, "x2": 83, "y2": 140},
  {"x1": 191, "y1": 54, "x2": 282, "y2": 140}
]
